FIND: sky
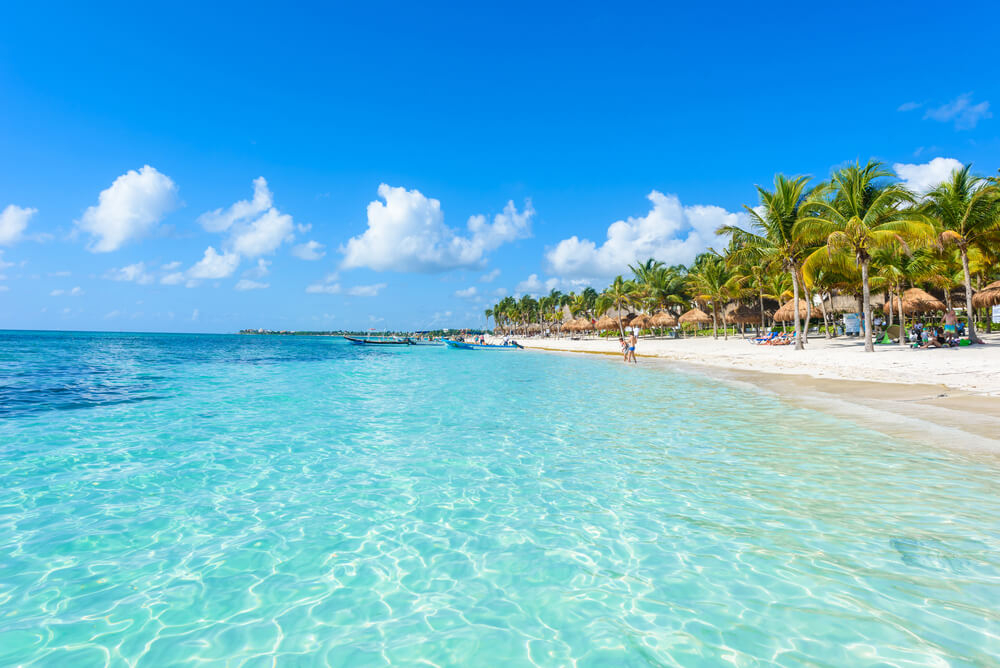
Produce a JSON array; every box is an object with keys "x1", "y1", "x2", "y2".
[{"x1": 2, "y1": 2, "x2": 999, "y2": 333}]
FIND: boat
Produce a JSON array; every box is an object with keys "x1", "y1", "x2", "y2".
[
  {"x1": 443, "y1": 339, "x2": 523, "y2": 350},
  {"x1": 344, "y1": 335, "x2": 414, "y2": 345}
]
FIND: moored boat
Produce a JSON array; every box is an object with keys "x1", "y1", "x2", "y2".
[
  {"x1": 344, "y1": 335, "x2": 414, "y2": 345},
  {"x1": 443, "y1": 339, "x2": 523, "y2": 350}
]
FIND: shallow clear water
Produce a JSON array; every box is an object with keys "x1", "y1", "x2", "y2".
[{"x1": 1, "y1": 331, "x2": 999, "y2": 667}]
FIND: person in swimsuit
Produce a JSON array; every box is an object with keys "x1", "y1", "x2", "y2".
[
  {"x1": 943, "y1": 308, "x2": 958, "y2": 340},
  {"x1": 627, "y1": 332, "x2": 637, "y2": 364}
]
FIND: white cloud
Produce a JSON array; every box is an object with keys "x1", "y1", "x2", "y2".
[
  {"x1": 0, "y1": 285, "x2": 8, "y2": 292},
  {"x1": 104, "y1": 261, "x2": 154, "y2": 285},
  {"x1": 50, "y1": 286, "x2": 83, "y2": 297},
  {"x1": 897, "y1": 101, "x2": 922, "y2": 112},
  {"x1": 188, "y1": 246, "x2": 240, "y2": 280},
  {"x1": 455, "y1": 286, "x2": 478, "y2": 298},
  {"x1": 78, "y1": 165, "x2": 178, "y2": 252},
  {"x1": 340, "y1": 184, "x2": 533, "y2": 272},
  {"x1": 305, "y1": 274, "x2": 385, "y2": 296},
  {"x1": 161, "y1": 272, "x2": 185, "y2": 285},
  {"x1": 492, "y1": 287, "x2": 508, "y2": 297},
  {"x1": 0, "y1": 204, "x2": 37, "y2": 245},
  {"x1": 199, "y1": 178, "x2": 294, "y2": 258},
  {"x1": 243, "y1": 258, "x2": 271, "y2": 279},
  {"x1": 48, "y1": 271, "x2": 71, "y2": 277},
  {"x1": 292, "y1": 240, "x2": 326, "y2": 260},
  {"x1": 924, "y1": 94, "x2": 992, "y2": 130},
  {"x1": 235, "y1": 279, "x2": 269, "y2": 291},
  {"x1": 0, "y1": 251, "x2": 13, "y2": 269},
  {"x1": 346, "y1": 283, "x2": 386, "y2": 297},
  {"x1": 479, "y1": 268, "x2": 500, "y2": 282},
  {"x1": 105, "y1": 310, "x2": 120, "y2": 319},
  {"x1": 198, "y1": 176, "x2": 272, "y2": 233},
  {"x1": 893, "y1": 157, "x2": 964, "y2": 194},
  {"x1": 546, "y1": 191, "x2": 742, "y2": 281},
  {"x1": 515, "y1": 274, "x2": 543, "y2": 294},
  {"x1": 230, "y1": 208, "x2": 294, "y2": 257},
  {"x1": 161, "y1": 261, "x2": 181, "y2": 270},
  {"x1": 192, "y1": 309, "x2": 199, "y2": 321}
]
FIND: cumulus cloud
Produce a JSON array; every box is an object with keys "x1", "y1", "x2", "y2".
[
  {"x1": 894, "y1": 157, "x2": 964, "y2": 194},
  {"x1": 243, "y1": 258, "x2": 271, "y2": 279},
  {"x1": 188, "y1": 246, "x2": 240, "y2": 280},
  {"x1": 455, "y1": 286, "x2": 478, "y2": 298},
  {"x1": 161, "y1": 272, "x2": 185, "y2": 285},
  {"x1": 104, "y1": 261, "x2": 154, "y2": 285},
  {"x1": 198, "y1": 177, "x2": 294, "y2": 258},
  {"x1": 479, "y1": 268, "x2": 500, "y2": 282},
  {"x1": 924, "y1": 94, "x2": 992, "y2": 130},
  {"x1": 51, "y1": 286, "x2": 83, "y2": 297},
  {"x1": 340, "y1": 184, "x2": 533, "y2": 272},
  {"x1": 161, "y1": 261, "x2": 182, "y2": 270},
  {"x1": 78, "y1": 166, "x2": 178, "y2": 252},
  {"x1": 514, "y1": 273, "x2": 560, "y2": 295},
  {"x1": 897, "y1": 101, "x2": 922, "y2": 112},
  {"x1": 0, "y1": 205, "x2": 37, "y2": 245},
  {"x1": 346, "y1": 283, "x2": 386, "y2": 297},
  {"x1": 545, "y1": 191, "x2": 742, "y2": 281},
  {"x1": 198, "y1": 177, "x2": 272, "y2": 233},
  {"x1": 235, "y1": 279, "x2": 269, "y2": 291},
  {"x1": 292, "y1": 240, "x2": 326, "y2": 260}
]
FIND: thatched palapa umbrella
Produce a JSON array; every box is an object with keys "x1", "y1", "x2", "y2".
[
  {"x1": 724, "y1": 303, "x2": 759, "y2": 325},
  {"x1": 678, "y1": 308, "x2": 711, "y2": 326},
  {"x1": 885, "y1": 288, "x2": 947, "y2": 315},
  {"x1": 594, "y1": 316, "x2": 618, "y2": 331},
  {"x1": 651, "y1": 311, "x2": 678, "y2": 328},
  {"x1": 773, "y1": 299, "x2": 820, "y2": 322},
  {"x1": 629, "y1": 313, "x2": 652, "y2": 329},
  {"x1": 972, "y1": 280, "x2": 1000, "y2": 309},
  {"x1": 574, "y1": 317, "x2": 594, "y2": 332}
]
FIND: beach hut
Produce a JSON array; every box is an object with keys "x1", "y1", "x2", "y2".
[{"x1": 773, "y1": 299, "x2": 821, "y2": 322}]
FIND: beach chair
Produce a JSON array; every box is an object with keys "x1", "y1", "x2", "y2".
[{"x1": 751, "y1": 332, "x2": 776, "y2": 345}]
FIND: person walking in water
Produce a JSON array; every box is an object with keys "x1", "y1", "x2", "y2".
[{"x1": 627, "y1": 331, "x2": 637, "y2": 364}]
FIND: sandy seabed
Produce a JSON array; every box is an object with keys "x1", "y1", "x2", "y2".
[{"x1": 507, "y1": 331, "x2": 1000, "y2": 452}]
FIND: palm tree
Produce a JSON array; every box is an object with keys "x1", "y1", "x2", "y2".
[
  {"x1": 595, "y1": 275, "x2": 642, "y2": 338},
  {"x1": 796, "y1": 161, "x2": 934, "y2": 352},
  {"x1": 720, "y1": 174, "x2": 813, "y2": 350},
  {"x1": 923, "y1": 164, "x2": 1000, "y2": 343},
  {"x1": 688, "y1": 253, "x2": 739, "y2": 339}
]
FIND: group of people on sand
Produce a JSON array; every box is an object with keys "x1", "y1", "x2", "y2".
[
  {"x1": 618, "y1": 332, "x2": 637, "y2": 364},
  {"x1": 907, "y1": 309, "x2": 967, "y2": 349}
]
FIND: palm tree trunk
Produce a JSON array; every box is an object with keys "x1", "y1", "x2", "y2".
[
  {"x1": 790, "y1": 268, "x2": 803, "y2": 350},
  {"x1": 711, "y1": 304, "x2": 718, "y2": 339},
  {"x1": 801, "y1": 276, "x2": 811, "y2": 343},
  {"x1": 887, "y1": 290, "x2": 894, "y2": 329},
  {"x1": 861, "y1": 258, "x2": 874, "y2": 352},
  {"x1": 899, "y1": 294, "x2": 906, "y2": 347},
  {"x1": 960, "y1": 248, "x2": 981, "y2": 343},
  {"x1": 819, "y1": 292, "x2": 831, "y2": 339},
  {"x1": 758, "y1": 288, "x2": 765, "y2": 337}
]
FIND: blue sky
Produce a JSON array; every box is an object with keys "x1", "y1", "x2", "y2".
[{"x1": 2, "y1": 2, "x2": 998, "y2": 332}]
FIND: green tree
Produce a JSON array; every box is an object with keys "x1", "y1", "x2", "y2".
[
  {"x1": 720, "y1": 174, "x2": 813, "y2": 350},
  {"x1": 796, "y1": 161, "x2": 934, "y2": 352},
  {"x1": 923, "y1": 164, "x2": 1000, "y2": 343}
]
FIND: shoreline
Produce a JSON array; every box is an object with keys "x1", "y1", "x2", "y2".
[{"x1": 509, "y1": 334, "x2": 1000, "y2": 453}]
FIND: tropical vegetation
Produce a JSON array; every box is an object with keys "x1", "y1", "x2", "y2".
[{"x1": 486, "y1": 160, "x2": 1000, "y2": 350}]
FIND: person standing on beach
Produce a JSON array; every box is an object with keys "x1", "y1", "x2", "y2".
[
  {"x1": 627, "y1": 332, "x2": 637, "y2": 364},
  {"x1": 943, "y1": 308, "x2": 958, "y2": 341}
]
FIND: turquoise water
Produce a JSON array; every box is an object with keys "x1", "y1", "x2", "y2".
[{"x1": 1, "y1": 331, "x2": 999, "y2": 667}]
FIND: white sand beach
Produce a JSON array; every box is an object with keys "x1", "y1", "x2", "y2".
[{"x1": 513, "y1": 332, "x2": 1000, "y2": 396}]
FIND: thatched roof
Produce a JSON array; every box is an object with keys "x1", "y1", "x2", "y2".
[
  {"x1": 885, "y1": 288, "x2": 947, "y2": 315},
  {"x1": 651, "y1": 311, "x2": 678, "y2": 327},
  {"x1": 972, "y1": 280, "x2": 1000, "y2": 309},
  {"x1": 594, "y1": 316, "x2": 618, "y2": 331},
  {"x1": 773, "y1": 299, "x2": 821, "y2": 322},
  {"x1": 678, "y1": 308, "x2": 712, "y2": 325},
  {"x1": 724, "y1": 303, "x2": 761, "y2": 324},
  {"x1": 629, "y1": 313, "x2": 652, "y2": 328}
]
